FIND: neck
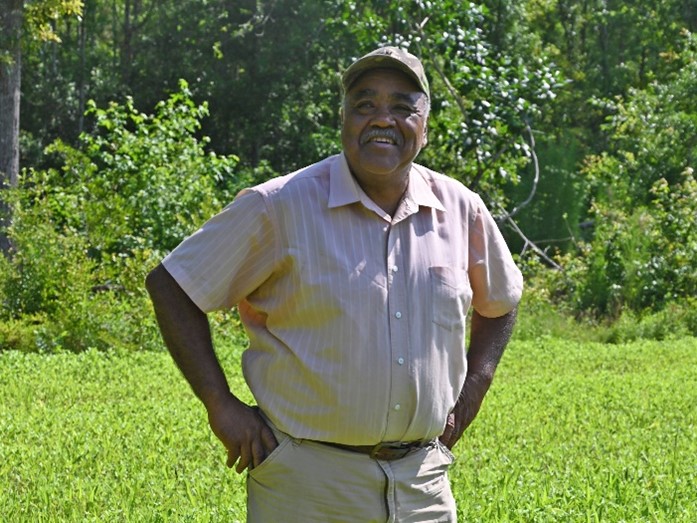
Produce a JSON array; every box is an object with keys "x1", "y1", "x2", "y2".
[
  {"x1": 353, "y1": 171, "x2": 409, "y2": 216},
  {"x1": 372, "y1": 189, "x2": 406, "y2": 216}
]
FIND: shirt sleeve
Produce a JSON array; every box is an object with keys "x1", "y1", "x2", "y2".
[
  {"x1": 467, "y1": 196, "x2": 524, "y2": 318},
  {"x1": 162, "y1": 189, "x2": 277, "y2": 313}
]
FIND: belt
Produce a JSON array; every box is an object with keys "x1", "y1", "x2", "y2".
[{"x1": 316, "y1": 440, "x2": 432, "y2": 461}]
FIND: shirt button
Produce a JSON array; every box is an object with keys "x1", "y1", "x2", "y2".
[
  {"x1": 391, "y1": 265, "x2": 399, "y2": 273},
  {"x1": 395, "y1": 312, "x2": 402, "y2": 319},
  {"x1": 394, "y1": 404, "x2": 401, "y2": 411},
  {"x1": 397, "y1": 357, "x2": 405, "y2": 365}
]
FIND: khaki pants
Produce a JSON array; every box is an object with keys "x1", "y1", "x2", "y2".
[{"x1": 246, "y1": 422, "x2": 457, "y2": 522}]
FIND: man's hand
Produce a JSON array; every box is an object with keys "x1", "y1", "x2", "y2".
[
  {"x1": 207, "y1": 395, "x2": 278, "y2": 473},
  {"x1": 439, "y1": 372, "x2": 490, "y2": 449},
  {"x1": 439, "y1": 308, "x2": 518, "y2": 449},
  {"x1": 146, "y1": 264, "x2": 278, "y2": 473}
]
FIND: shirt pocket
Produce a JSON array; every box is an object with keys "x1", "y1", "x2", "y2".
[{"x1": 429, "y1": 266, "x2": 472, "y2": 331}]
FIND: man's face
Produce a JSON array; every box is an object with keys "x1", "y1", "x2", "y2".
[{"x1": 341, "y1": 68, "x2": 429, "y2": 188}]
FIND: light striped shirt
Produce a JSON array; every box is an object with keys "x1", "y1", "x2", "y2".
[{"x1": 163, "y1": 153, "x2": 523, "y2": 445}]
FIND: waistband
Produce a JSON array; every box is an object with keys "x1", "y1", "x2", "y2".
[
  {"x1": 258, "y1": 408, "x2": 433, "y2": 461},
  {"x1": 312, "y1": 440, "x2": 433, "y2": 461}
]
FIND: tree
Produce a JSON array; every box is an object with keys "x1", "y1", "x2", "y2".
[
  {"x1": 0, "y1": 0, "x2": 23, "y2": 253},
  {"x1": 0, "y1": 0, "x2": 82, "y2": 254},
  {"x1": 18, "y1": 0, "x2": 353, "y2": 177}
]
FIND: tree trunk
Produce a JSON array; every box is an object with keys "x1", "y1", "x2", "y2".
[
  {"x1": 0, "y1": 0, "x2": 23, "y2": 254},
  {"x1": 121, "y1": 0, "x2": 134, "y2": 86},
  {"x1": 78, "y1": 1, "x2": 88, "y2": 134}
]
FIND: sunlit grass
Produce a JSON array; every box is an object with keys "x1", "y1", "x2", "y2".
[
  {"x1": 452, "y1": 338, "x2": 697, "y2": 522},
  {"x1": 1, "y1": 337, "x2": 695, "y2": 521}
]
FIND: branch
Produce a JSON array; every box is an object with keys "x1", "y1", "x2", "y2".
[
  {"x1": 494, "y1": 201, "x2": 563, "y2": 270},
  {"x1": 479, "y1": 182, "x2": 562, "y2": 269},
  {"x1": 416, "y1": 19, "x2": 511, "y2": 191},
  {"x1": 506, "y1": 121, "x2": 539, "y2": 219},
  {"x1": 506, "y1": 217, "x2": 563, "y2": 271},
  {"x1": 474, "y1": 139, "x2": 514, "y2": 189}
]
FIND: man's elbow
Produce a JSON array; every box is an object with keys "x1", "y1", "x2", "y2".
[
  {"x1": 145, "y1": 263, "x2": 170, "y2": 301},
  {"x1": 145, "y1": 264, "x2": 205, "y2": 317}
]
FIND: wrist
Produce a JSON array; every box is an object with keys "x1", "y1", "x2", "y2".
[{"x1": 202, "y1": 388, "x2": 239, "y2": 414}]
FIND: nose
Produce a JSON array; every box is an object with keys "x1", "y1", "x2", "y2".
[{"x1": 370, "y1": 105, "x2": 395, "y2": 127}]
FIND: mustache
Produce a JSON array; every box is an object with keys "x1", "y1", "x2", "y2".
[{"x1": 360, "y1": 129, "x2": 401, "y2": 145}]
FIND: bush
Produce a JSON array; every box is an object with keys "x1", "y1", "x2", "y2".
[
  {"x1": 519, "y1": 253, "x2": 697, "y2": 343},
  {"x1": 0, "y1": 81, "x2": 244, "y2": 353},
  {"x1": 0, "y1": 207, "x2": 163, "y2": 353},
  {"x1": 36, "y1": 79, "x2": 241, "y2": 257},
  {"x1": 557, "y1": 169, "x2": 697, "y2": 318},
  {"x1": 535, "y1": 33, "x2": 697, "y2": 319},
  {"x1": 0, "y1": 315, "x2": 44, "y2": 352}
]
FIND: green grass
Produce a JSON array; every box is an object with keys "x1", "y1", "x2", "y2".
[
  {"x1": 1, "y1": 337, "x2": 696, "y2": 522},
  {"x1": 455, "y1": 338, "x2": 697, "y2": 522}
]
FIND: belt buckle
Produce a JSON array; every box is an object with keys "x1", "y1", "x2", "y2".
[{"x1": 369, "y1": 442, "x2": 412, "y2": 461}]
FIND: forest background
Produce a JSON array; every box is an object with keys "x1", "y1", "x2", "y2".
[{"x1": 0, "y1": 0, "x2": 696, "y2": 352}]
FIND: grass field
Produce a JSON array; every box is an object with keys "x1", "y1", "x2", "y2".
[{"x1": 1, "y1": 336, "x2": 696, "y2": 522}]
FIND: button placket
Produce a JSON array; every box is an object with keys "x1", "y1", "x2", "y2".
[{"x1": 383, "y1": 222, "x2": 411, "y2": 438}]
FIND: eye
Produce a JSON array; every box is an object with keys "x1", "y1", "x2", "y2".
[
  {"x1": 351, "y1": 100, "x2": 376, "y2": 116},
  {"x1": 392, "y1": 103, "x2": 419, "y2": 116}
]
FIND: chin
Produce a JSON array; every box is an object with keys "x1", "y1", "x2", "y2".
[
  {"x1": 363, "y1": 166, "x2": 403, "y2": 178},
  {"x1": 358, "y1": 157, "x2": 403, "y2": 175}
]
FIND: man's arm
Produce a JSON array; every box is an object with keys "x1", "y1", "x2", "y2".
[
  {"x1": 439, "y1": 307, "x2": 518, "y2": 449},
  {"x1": 145, "y1": 263, "x2": 276, "y2": 472}
]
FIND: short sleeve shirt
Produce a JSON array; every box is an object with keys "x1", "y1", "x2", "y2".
[{"x1": 163, "y1": 153, "x2": 523, "y2": 444}]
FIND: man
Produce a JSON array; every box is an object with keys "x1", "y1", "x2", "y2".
[{"x1": 146, "y1": 46, "x2": 523, "y2": 522}]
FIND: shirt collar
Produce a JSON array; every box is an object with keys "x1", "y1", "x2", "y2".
[
  {"x1": 328, "y1": 153, "x2": 446, "y2": 213},
  {"x1": 403, "y1": 164, "x2": 446, "y2": 213},
  {"x1": 328, "y1": 153, "x2": 363, "y2": 208}
]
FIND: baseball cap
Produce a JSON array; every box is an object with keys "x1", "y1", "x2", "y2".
[{"x1": 342, "y1": 46, "x2": 430, "y2": 99}]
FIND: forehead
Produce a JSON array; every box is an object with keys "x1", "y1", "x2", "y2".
[{"x1": 346, "y1": 68, "x2": 425, "y2": 101}]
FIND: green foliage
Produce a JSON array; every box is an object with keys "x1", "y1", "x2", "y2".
[
  {"x1": 520, "y1": 268, "x2": 697, "y2": 342},
  {"x1": 0, "y1": 315, "x2": 44, "y2": 352},
  {"x1": 5, "y1": 1, "x2": 697, "y2": 341},
  {"x1": 598, "y1": 299, "x2": 697, "y2": 344},
  {"x1": 0, "y1": 212, "x2": 92, "y2": 318},
  {"x1": 513, "y1": 276, "x2": 589, "y2": 342},
  {"x1": 0, "y1": 204, "x2": 162, "y2": 352},
  {"x1": 122, "y1": 0, "x2": 349, "y2": 174},
  {"x1": 40, "y1": 79, "x2": 239, "y2": 255},
  {"x1": 23, "y1": 1, "x2": 84, "y2": 43},
  {"x1": 1, "y1": 82, "x2": 241, "y2": 352},
  {"x1": 528, "y1": 33, "x2": 697, "y2": 317},
  {"x1": 523, "y1": 0, "x2": 695, "y2": 156},
  {"x1": 505, "y1": 131, "x2": 587, "y2": 254},
  {"x1": 587, "y1": 41, "x2": 697, "y2": 208}
]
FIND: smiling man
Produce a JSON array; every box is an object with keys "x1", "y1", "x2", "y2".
[
  {"x1": 146, "y1": 47, "x2": 523, "y2": 522},
  {"x1": 341, "y1": 62, "x2": 429, "y2": 215}
]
